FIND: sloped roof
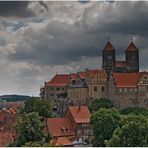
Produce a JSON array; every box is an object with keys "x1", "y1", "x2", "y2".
[
  {"x1": 53, "y1": 137, "x2": 73, "y2": 146},
  {"x1": 126, "y1": 42, "x2": 139, "y2": 51},
  {"x1": 46, "y1": 74, "x2": 70, "y2": 87},
  {"x1": 47, "y1": 117, "x2": 75, "y2": 137},
  {"x1": 103, "y1": 41, "x2": 115, "y2": 51},
  {"x1": 70, "y1": 73, "x2": 78, "y2": 80},
  {"x1": 113, "y1": 72, "x2": 142, "y2": 87},
  {"x1": 0, "y1": 132, "x2": 14, "y2": 147},
  {"x1": 68, "y1": 106, "x2": 91, "y2": 123}
]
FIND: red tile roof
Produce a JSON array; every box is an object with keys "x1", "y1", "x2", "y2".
[
  {"x1": 0, "y1": 132, "x2": 14, "y2": 146},
  {"x1": 115, "y1": 61, "x2": 128, "y2": 67},
  {"x1": 87, "y1": 69, "x2": 107, "y2": 78},
  {"x1": 70, "y1": 73, "x2": 78, "y2": 80},
  {"x1": 113, "y1": 72, "x2": 142, "y2": 87},
  {"x1": 46, "y1": 74, "x2": 70, "y2": 87},
  {"x1": 53, "y1": 137, "x2": 73, "y2": 146},
  {"x1": 103, "y1": 41, "x2": 115, "y2": 51},
  {"x1": 68, "y1": 106, "x2": 91, "y2": 123},
  {"x1": 126, "y1": 42, "x2": 139, "y2": 51},
  {"x1": 47, "y1": 117, "x2": 75, "y2": 137}
]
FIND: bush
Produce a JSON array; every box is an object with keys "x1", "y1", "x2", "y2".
[{"x1": 89, "y1": 98, "x2": 113, "y2": 112}]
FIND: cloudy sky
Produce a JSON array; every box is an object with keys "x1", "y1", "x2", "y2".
[{"x1": 0, "y1": 1, "x2": 148, "y2": 96}]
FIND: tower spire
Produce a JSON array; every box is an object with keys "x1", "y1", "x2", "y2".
[{"x1": 108, "y1": 35, "x2": 110, "y2": 41}]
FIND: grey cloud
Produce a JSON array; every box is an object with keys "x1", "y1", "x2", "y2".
[
  {"x1": 0, "y1": 1, "x2": 35, "y2": 18},
  {"x1": 6, "y1": 2, "x2": 148, "y2": 67}
]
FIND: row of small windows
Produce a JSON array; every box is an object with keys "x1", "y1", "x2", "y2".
[
  {"x1": 118, "y1": 86, "x2": 148, "y2": 93},
  {"x1": 49, "y1": 87, "x2": 65, "y2": 91}
]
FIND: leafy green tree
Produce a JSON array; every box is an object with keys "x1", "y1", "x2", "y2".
[
  {"x1": 120, "y1": 106, "x2": 148, "y2": 116},
  {"x1": 21, "y1": 97, "x2": 52, "y2": 118},
  {"x1": 89, "y1": 98, "x2": 113, "y2": 112},
  {"x1": 15, "y1": 112, "x2": 46, "y2": 146},
  {"x1": 106, "y1": 115, "x2": 148, "y2": 147},
  {"x1": 23, "y1": 141, "x2": 51, "y2": 147},
  {"x1": 91, "y1": 108, "x2": 121, "y2": 146}
]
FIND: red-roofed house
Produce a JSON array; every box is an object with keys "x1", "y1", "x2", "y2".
[
  {"x1": 108, "y1": 72, "x2": 148, "y2": 109},
  {"x1": 41, "y1": 74, "x2": 70, "y2": 106},
  {"x1": 47, "y1": 106, "x2": 92, "y2": 144},
  {"x1": 65, "y1": 106, "x2": 92, "y2": 139}
]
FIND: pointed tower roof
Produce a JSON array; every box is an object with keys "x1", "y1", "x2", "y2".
[
  {"x1": 103, "y1": 41, "x2": 115, "y2": 51},
  {"x1": 126, "y1": 42, "x2": 139, "y2": 51}
]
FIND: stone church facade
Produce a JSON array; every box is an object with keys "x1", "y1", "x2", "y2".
[{"x1": 103, "y1": 40, "x2": 139, "y2": 77}]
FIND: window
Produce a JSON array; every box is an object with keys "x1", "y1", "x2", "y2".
[
  {"x1": 124, "y1": 88, "x2": 127, "y2": 92},
  {"x1": 119, "y1": 88, "x2": 122, "y2": 93},
  {"x1": 56, "y1": 88, "x2": 60, "y2": 91},
  {"x1": 50, "y1": 93, "x2": 54, "y2": 96},
  {"x1": 62, "y1": 87, "x2": 64, "y2": 91},
  {"x1": 94, "y1": 86, "x2": 97, "y2": 92},
  {"x1": 101, "y1": 86, "x2": 105, "y2": 92}
]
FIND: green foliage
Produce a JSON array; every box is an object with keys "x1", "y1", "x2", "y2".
[
  {"x1": 15, "y1": 112, "x2": 46, "y2": 146},
  {"x1": 23, "y1": 141, "x2": 51, "y2": 147},
  {"x1": 91, "y1": 108, "x2": 121, "y2": 146},
  {"x1": 120, "y1": 106, "x2": 148, "y2": 116},
  {"x1": 21, "y1": 97, "x2": 52, "y2": 118},
  {"x1": 89, "y1": 98, "x2": 113, "y2": 112},
  {"x1": 106, "y1": 115, "x2": 148, "y2": 147}
]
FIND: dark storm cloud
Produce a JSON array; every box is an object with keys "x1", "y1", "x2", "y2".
[
  {"x1": 96, "y1": 1, "x2": 148, "y2": 37},
  {"x1": 0, "y1": 1, "x2": 34, "y2": 17},
  {"x1": 4, "y1": 1, "x2": 148, "y2": 67}
]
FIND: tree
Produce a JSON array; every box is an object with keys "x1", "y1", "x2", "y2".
[
  {"x1": 15, "y1": 112, "x2": 46, "y2": 146},
  {"x1": 120, "y1": 106, "x2": 148, "y2": 116},
  {"x1": 106, "y1": 115, "x2": 148, "y2": 147},
  {"x1": 21, "y1": 97, "x2": 52, "y2": 118},
  {"x1": 23, "y1": 141, "x2": 51, "y2": 147},
  {"x1": 89, "y1": 98, "x2": 113, "y2": 112},
  {"x1": 91, "y1": 108, "x2": 121, "y2": 146}
]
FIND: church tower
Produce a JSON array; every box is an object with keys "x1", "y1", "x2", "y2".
[
  {"x1": 125, "y1": 41, "x2": 139, "y2": 72},
  {"x1": 102, "y1": 40, "x2": 116, "y2": 76}
]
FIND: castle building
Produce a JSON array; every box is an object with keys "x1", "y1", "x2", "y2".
[
  {"x1": 103, "y1": 40, "x2": 139, "y2": 76},
  {"x1": 68, "y1": 69, "x2": 107, "y2": 105},
  {"x1": 41, "y1": 74, "x2": 70, "y2": 107},
  {"x1": 40, "y1": 39, "x2": 148, "y2": 110},
  {"x1": 108, "y1": 72, "x2": 148, "y2": 109}
]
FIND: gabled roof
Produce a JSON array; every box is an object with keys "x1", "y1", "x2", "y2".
[
  {"x1": 103, "y1": 41, "x2": 115, "y2": 51},
  {"x1": 70, "y1": 73, "x2": 78, "y2": 80},
  {"x1": 47, "y1": 117, "x2": 75, "y2": 137},
  {"x1": 126, "y1": 42, "x2": 139, "y2": 51},
  {"x1": 68, "y1": 106, "x2": 91, "y2": 123},
  {"x1": 113, "y1": 72, "x2": 142, "y2": 87},
  {"x1": 46, "y1": 74, "x2": 70, "y2": 87}
]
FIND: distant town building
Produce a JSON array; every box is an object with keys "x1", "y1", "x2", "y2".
[{"x1": 0, "y1": 108, "x2": 18, "y2": 146}]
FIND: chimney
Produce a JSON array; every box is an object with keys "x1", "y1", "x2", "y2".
[
  {"x1": 78, "y1": 100, "x2": 81, "y2": 111},
  {"x1": 44, "y1": 81, "x2": 46, "y2": 86}
]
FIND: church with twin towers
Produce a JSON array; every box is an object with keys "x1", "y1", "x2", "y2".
[{"x1": 102, "y1": 39, "x2": 139, "y2": 76}]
